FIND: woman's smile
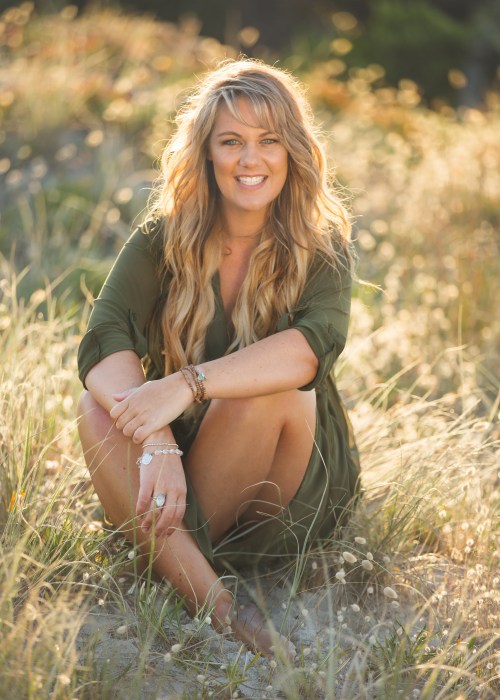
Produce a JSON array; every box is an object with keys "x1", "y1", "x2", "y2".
[{"x1": 236, "y1": 175, "x2": 267, "y2": 187}]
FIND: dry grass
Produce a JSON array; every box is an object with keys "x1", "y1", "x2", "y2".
[{"x1": 0, "y1": 4, "x2": 499, "y2": 699}]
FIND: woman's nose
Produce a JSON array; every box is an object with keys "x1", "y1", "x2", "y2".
[{"x1": 239, "y1": 143, "x2": 259, "y2": 167}]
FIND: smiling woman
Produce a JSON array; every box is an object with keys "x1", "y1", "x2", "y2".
[{"x1": 76, "y1": 59, "x2": 360, "y2": 659}]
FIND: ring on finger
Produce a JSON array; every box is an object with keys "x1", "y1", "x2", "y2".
[{"x1": 153, "y1": 493, "x2": 167, "y2": 508}]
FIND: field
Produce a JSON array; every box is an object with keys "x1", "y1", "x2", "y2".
[{"x1": 0, "y1": 4, "x2": 499, "y2": 699}]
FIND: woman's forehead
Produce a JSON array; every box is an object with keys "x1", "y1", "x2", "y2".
[{"x1": 215, "y1": 93, "x2": 278, "y2": 132}]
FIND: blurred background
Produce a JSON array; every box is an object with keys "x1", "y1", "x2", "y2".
[
  {"x1": 8, "y1": 0, "x2": 500, "y2": 106},
  {"x1": 0, "y1": 0, "x2": 499, "y2": 404}
]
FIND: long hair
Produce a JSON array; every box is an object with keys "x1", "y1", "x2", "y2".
[{"x1": 148, "y1": 59, "x2": 352, "y2": 376}]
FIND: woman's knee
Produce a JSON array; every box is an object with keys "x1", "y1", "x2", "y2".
[{"x1": 77, "y1": 390, "x2": 113, "y2": 444}]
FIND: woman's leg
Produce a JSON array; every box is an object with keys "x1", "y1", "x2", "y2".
[
  {"x1": 77, "y1": 391, "x2": 234, "y2": 620},
  {"x1": 78, "y1": 390, "x2": 312, "y2": 657},
  {"x1": 185, "y1": 389, "x2": 317, "y2": 543}
]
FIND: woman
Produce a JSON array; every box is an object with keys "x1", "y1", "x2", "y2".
[{"x1": 77, "y1": 59, "x2": 360, "y2": 657}]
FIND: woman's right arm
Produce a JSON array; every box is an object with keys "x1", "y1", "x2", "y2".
[
  {"x1": 84, "y1": 350, "x2": 146, "y2": 413},
  {"x1": 78, "y1": 223, "x2": 190, "y2": 537}
]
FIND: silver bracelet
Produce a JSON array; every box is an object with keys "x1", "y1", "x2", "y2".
[
  {"x1": 142, "y1": 442, "x2": 179, "y2": 449},
  {"x1": 136, "y1": 448, "x2": 183, "y2": 467}
]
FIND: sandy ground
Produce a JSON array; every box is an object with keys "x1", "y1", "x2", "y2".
[{"x1": 76, "y1": 563, "x2": 409, "y2": 700}]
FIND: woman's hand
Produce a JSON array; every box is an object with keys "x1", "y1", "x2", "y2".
[
  {"x1": 136, "y1": 451, "x2": 187, "y2": 538},
  {"x1": 109, "y1": 374, "x2": 192, "y2": 444}
]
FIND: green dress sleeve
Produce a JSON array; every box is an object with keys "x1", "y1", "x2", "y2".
[
  {"x1": 276, "y1": 247, "x2": 352, "y2": 391},
  {"x1": 77, "y1": 221, "x2": 163, "y2": 387}
]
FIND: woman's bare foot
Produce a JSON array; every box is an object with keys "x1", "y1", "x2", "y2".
[{"x1": 229, "y1": 603, "x2": 296, "y2": 661}]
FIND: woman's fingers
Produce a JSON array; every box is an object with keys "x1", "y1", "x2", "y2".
[
  {"x1": 166, "y1": 499, "x2": 187, "y2": 536},
  {"x1": 113, "y1": 409, "x2": 160, "y2": 443},
  {"x1": 136, "y1": 459, "x2": 187, "y2": 538},
  {"x1": 112, "y1": 387, "x2": 138, "y2": 401},
  {"x1": 141, "y1": 495, "x2": 185, "y2": 538}
]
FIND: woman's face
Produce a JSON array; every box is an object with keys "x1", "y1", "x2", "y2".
[{"x1": 207, "y1": 98, "x2": 288, "y2": 223}]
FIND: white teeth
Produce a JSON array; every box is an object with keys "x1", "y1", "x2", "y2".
[{"x1": 237, "y1": 176, "x2": 265, "y2": 185}]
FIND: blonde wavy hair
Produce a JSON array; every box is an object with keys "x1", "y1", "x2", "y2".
[{"x1": 148, "y1": 59, "x2": 352, "y2": 376}]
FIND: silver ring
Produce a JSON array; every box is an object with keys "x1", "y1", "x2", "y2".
[{"x1": 153, "y1": 493, "x2": 166, "y2": 508}]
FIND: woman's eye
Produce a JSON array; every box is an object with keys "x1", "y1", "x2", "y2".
[
  {"x1": 222, "y1": 139, "x2": 239, "y2": 146},
  {"x1": 262, "y1": 138, "x2": 279, "y2": 144}
]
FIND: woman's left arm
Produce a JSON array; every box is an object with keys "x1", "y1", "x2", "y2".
[{"x1": 110, "y1": 328, "x2": 317, "y2": 443}]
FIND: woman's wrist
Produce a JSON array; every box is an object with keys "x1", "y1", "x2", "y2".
[
  {"x1": 179, "y1": 364, "x2": 208, "y2": 404},
  {"x1": 143, "y1": 425, "x2": 177, "y2": 448},
  {"x1": 171, "y1": 369, "x2": 199, "y2": 407}
]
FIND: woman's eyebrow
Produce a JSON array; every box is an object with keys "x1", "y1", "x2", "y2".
[{"x1": 215, "y1": 129, "x2": 279, "y2": 137}]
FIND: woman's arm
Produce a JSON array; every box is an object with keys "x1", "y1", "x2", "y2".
[
  {"x1": 201, "y1": 328, "x2": 318, "y2": 397},
  {"x1": 84, "y1": 350, "x2": 189, "y2": 538},
  {"x1": 84, "y1": 350, "x2": 147, "y2": 412},
  {"x1": 109, "y1": 328, "x2": 318, "y2": 444}
]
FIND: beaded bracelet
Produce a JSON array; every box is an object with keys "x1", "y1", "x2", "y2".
[
  {"x1": 180, "y1": 364, "x2": 207, "y2": 404},
  {"x1": 136, "y1": 448, "x2": 183, "y2": 467},
  {"x1": 180, "y1": 367, "x2": 197, "y2": 402},
  {"x1": 142, "y1": 442, "x2": 179, "y2": 449}
]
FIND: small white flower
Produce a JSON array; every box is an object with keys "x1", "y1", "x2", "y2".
[
  {"x1": 82, "y1": 572, "x2": 90, "y2": 581},
  {"x1": 58, "y1": 674, "x2": 71, "y2": 686},
  {"x1": 164, "y1": 652, "x2": 172, "y2": 663},
  {"x1": 205, "y1": 616, "x2": 212, "y2": 626},
  {"x1": 102, "y1": 572, "x2": 110, "y2": 581},
  {"x1": 266, "y1": 686, "x2": 273, "y2": 692},
  {"x1": 171, "y1": 643, "x2": 182, "y2": 654},
  {"x1": 361, "y1": 559, "x2": 374, "y2": 571},
  {"x1": 367, "y1": 586, "x2": 374, "y2": 594},
  {"x1": 116, "y1": 625, "x2": 127, "y2": 635},
  {"x1": 98, "y1": 598, "x2": 105, "y2": 606},
  {"x1": 269, "y1": 659, "x2": 277, "y2": 669},
  {"x1": 196, "y1": 674, "x2": 205, "y2": 683},
  {"x1": 127, "y1": 550, "x2": 135, "y2": 560},
  {"x1": 354, "y1": 537, "x2": 367, "y2": 545},
  {"x1": 364, "y1": 615, "x2": 371, "y2": 622},
  {"x1": 311, "y1": 561, "x2": 318, "y2": 570},
  {"x1": 369, "y1": 635, "x2": 377, "y2": 645},
  {"x1": 301, "y1": 608, "x2": 309, "y2": 617},
  {"x1": 351, "y1": 604, "x2": 360, "y2": 613},
  {"x1": 335, "y1": 569, "x2": 346, "y2": 580},
  {"x1": 383, "y1": 586, "x2": 398, "y2": 600},
  {"x1": 342, "y1": 551, "x2": 357, "y2": 564},
  {"x1": 366, "y1": 552, "x2": 374, "y2": 560},
  {"x1": 391, "y1": 600, "x2": 400, "y2": 609}
]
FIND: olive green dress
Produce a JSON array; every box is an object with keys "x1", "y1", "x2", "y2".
[{"x1": 78, "y1": 221, "x2": 360, "y2": 570}]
